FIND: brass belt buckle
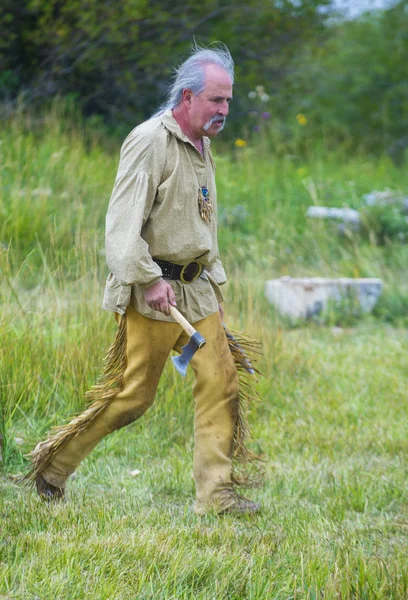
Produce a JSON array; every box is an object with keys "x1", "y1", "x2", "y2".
[{"x1": 180, "y1": 262, "x2": 203, "y2": 284}]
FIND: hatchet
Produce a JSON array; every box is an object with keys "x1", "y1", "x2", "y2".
[{"x1": 169, "y1": 305, "x2": 206, "y2": 377}]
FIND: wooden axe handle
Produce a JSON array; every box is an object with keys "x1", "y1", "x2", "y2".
[{"x1": 169, "y1": 305, "x2": 197, "y2": 337}]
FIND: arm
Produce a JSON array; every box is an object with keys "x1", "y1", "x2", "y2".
[
  {"x1": 105, "y1": 128, "x2": 177, "y2": 315},
  {"x1": 105, "y1": 129, "x2": 164, "y2": 288}
]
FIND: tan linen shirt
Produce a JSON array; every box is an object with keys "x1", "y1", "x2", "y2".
[{"x1": 102, "y1": 109, "x2": 227, "y2": 322}]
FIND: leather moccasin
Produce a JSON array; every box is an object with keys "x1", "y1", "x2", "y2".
[
  {"x1": 36, "y1": 474, "x2": 64, "y2": 501},
  {"x1": 219, "y1": 496, "x2": 261, "y2": 516}
]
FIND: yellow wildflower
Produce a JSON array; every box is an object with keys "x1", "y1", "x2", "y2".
[
  {"x1": 296, "y1": 113, "x2": 308, "y2": 126},
  {"x1": 235, "y1": 139, "x2": 247, "y2": 148},
  {"x1": 297, "y1": 167, "x2": 307, "y2": 177}
]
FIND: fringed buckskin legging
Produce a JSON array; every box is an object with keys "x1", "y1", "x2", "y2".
[{"x1": 38, "y1": 305, "x2": 240, "y2": 514}]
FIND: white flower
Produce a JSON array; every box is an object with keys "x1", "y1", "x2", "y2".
[
  {"x1": 248, "y1": 91, "x2": 257, "y2": 99},
  {"x1": 260, "y1": 93, "x2": 270, "y2": 102}
]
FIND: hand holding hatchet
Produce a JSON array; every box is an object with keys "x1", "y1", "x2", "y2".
[{"x1": 143, "y1": 280, "x2": 206, "y2": 376}]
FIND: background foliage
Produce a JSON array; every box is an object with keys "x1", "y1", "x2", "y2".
[
  {"x1": 287, "y1": 1, "x2": 408, "y2": 162},
  {"x1": 2, "y1": 0, "x2": 407, "y2": 157},
  {"x1": 0, "y1": 0, "x2": 328, "y2": 121}
]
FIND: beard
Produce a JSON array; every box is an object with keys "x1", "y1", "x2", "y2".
[{"x1": 203, "y1": 115, "x2": 226, "y2": 132}]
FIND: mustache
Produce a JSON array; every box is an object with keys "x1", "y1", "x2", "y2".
[{"x1": 203, "y1": 115, "x2": 226, "y2": 131}]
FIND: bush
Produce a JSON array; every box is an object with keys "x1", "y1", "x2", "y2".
[{"x1": 361, "y1": 205, "x2": 408, "y2": 244}]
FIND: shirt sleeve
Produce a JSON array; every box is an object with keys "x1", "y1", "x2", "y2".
[
  {"x1": 207, "y1": 257, "x2": 227, "y2": 286},
  {"x1": 206, "y1": 257, "x2": 227, "y2": 304},
  {"x1": 105, "y1": 129, "x2": 165, "y2": 287}
]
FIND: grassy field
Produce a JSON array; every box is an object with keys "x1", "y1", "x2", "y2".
[{"x1": 1, "y1": 107, "x2": 407, "y2": 599}]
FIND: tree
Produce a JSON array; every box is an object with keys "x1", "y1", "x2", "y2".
[{"x1": 0, "y1": 0, "x2": 330, "y2": 127}]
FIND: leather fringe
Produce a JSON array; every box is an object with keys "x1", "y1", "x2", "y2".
[
  {"x1": 24, "y1": 315, "x2": 128, "y2": 486},
  {"x1": 224, "y1": 325, "x2": 265, "y2": 488},
  {"x1": 24, "y1": 316, "x2": 263, "y2": 491}
]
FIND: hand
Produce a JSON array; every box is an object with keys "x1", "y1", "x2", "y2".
[
  {"x1": 219, "y1": 303, "x2": 224, "y2": 320},
  {"x1": 144, "y1": 279, "x2": 176, "y2": 316}
]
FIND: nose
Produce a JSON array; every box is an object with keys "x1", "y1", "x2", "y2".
[{"x1": 218, "y1": 100, "x2": 229, "y2": 117}]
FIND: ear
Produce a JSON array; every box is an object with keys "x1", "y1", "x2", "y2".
[{"x1": 181, "y1": 88, "x2": 193, "y2": 106}]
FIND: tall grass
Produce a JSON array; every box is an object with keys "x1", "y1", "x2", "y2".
[{"x1": 1, "y1": 105, "x2": 407, "y2": 598}]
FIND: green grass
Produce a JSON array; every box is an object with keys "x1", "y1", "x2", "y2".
[{"x1": 1, "y1": 107, "x2": 407, "y2": 598}]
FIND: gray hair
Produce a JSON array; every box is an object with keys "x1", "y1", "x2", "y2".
[{"x1": 153, "y1": 43, "x2": 234, "y2": 117}]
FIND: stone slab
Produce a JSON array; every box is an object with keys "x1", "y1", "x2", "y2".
[
  {"x1": 265, "y1": 277, "x2": 383, "y2": 319},
  {"x1": 306, "y1": 206, "x2": 361, "y2": 225}
]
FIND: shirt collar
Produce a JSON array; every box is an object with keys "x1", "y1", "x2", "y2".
[{"x1": 160, "y1": 109, "x2": 211, "y2": 152}]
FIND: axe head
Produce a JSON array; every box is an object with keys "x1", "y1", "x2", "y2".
[{"x1": 172, "y1": 332, "x2": 206, "y2": 377}]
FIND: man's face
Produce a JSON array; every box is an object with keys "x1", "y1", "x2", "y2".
[{"x1": 188, "y1": 65, "x2": 233, "y2": 138}]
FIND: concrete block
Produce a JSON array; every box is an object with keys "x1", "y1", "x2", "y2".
[
  {"x1": 306, "y1": 206, "x2": 361, "y2": 226},
  {"x1": 265, "y1": 277, "x2": 383, "y2": 319}
]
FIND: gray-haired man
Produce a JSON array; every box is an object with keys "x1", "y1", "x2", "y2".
[{"x1": 30, "y1": 45, "x2": 260, "y2": 516}]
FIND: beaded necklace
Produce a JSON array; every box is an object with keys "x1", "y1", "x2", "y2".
[{"x1": 194, "y1": 140, "x2": 213, "y2": 223}]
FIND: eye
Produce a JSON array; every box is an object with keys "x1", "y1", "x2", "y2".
[{"x1": 211, "y1": 97, "x2": 232, "y2": 104}]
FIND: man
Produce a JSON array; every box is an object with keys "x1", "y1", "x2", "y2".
[{"x1": 29, "y1": 44, "x2": 260, "y2": 515}]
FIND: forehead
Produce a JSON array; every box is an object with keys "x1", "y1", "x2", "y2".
[{"x1": 201, "y1": 64, "x2": 233, "y2": 97}]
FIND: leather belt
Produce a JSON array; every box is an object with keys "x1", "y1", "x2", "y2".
[{"x1": 153, "y1": 259, "x2": 203, "y2": 284}]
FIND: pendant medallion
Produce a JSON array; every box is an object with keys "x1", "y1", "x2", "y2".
[{"x1": 198, "y1": 186, "x2": 212, "y2": 223}]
